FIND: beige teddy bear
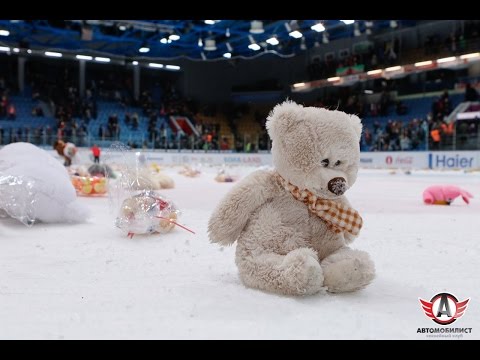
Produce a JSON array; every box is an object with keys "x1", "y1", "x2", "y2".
[{"x1": 208, "y1": 101, "x2": 375, "y2": 296}]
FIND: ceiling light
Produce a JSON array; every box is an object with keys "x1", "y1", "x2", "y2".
[
  {"x1": 367, "y1": 69, "x2": 383, "y2": 75},
  {"x1": 341, "y1": 20, "x2": 355, "y2": 25},
  {"x1": 76, "y1": 54, "x2": 93, "y2": 60},
  {"x1": 248, "y1": 35, "x2": 261, "y2": 51},
  {"x1": 390, "y1": 20, "x2": 398, "y2": 28},
  {"x1": 460, "y1": 52, "x2": 480, "y2": 59},
  {"x1": 289, "y1": 30, "x2": 302, "y2": 39},
  {"x1": 385, "y1": 66, "x2": 402, "y2": 71},
  {"x1": 0, "y1": 46, "x2": 10, "y2": 52},
  {"x1": 45, "y1": 51, "x2": 62, "y2": 57},
  {"x1": 169, "y1": 34, "x2": 180, "y2": 41},
  {"x1": 223, "y1": 52, "x2": 231, "y2": 58},
  {"x1": 160, "y1": 38, "x2": 168, "y2": 44},
  {"x1": 95, "y1": 57, "x2": 110, "y2": 63},
  {"x1": 166, "y1": 65, "x2": 180, "y2": 70},
  {"x1": 198, "y1": 37, "x2": 203, "y2": 47},
  {"x1": 266, "y1": 37, "x2": 279, "y2": 45},
  {"x1": 139, "y1": 46, "x2": 150, "y2": 53},
  {"x1": 311, "y1": 23, "x2": 325, "y2": 32},
  {"x1": 204, "y1": 20, "x2": 216, "y2": 25},
  {"x1": 204, "y1": 39, "x2": 217, "y2": 51},
  {"x1": 27, "y1": 49, "x2": 32, "y2": 54},
  {"x1": 149, "y1": 63, "x2": 164, "y2": 68},
  {"x1": 293, "y1": 82, "x2": 305, "y2": 88},
  {"x1": 328, "y1": 76, "x2": 340, "y2": 82},
  {"x1": 414, "y1": 60, "x2": 432, "y2": 67},
  {"x1": 0, "y1": 30, "x2": 10, "y2": 36},
  {"x1": 364, "y1": 90, "x2": 374, "y2": 94},
  {"x1": 250, "y1": 20, "x2": 264, "y2": 34},
  {"x1": 119, "y1": 25, "x2": 127, "y2": 31},
  {"x1": 226, "y1": 28, "x2": 230, "y2": 37},
  {"x1": 132, "y1": 61, "x2": 139, "y2": 65},
  {"x1": 13, "y1": 48, "x2": 20, "y2": 53},
  {"x1": 437, "y1": 56, "x2": 456, "y2": 63}
]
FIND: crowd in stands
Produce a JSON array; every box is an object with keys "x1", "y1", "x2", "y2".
[
  {"x1": 307, "y1": 21, "x2": 480, "y2": 82},
  {"x1": 2, "y1": 55, "x2": 480, "y2": 152}
]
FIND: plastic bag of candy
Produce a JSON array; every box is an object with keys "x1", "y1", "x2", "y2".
[
  {"x1": 71, "y1": 175, "x2": 108, "y2": 196},
  {"x1": 214, "y1": 166, "x2": 238, "y2": 183},
  {"x1": 106, "y1": 142, "x2": 193, "y2": 238},
  {"x1": 178, "y1": 164, "x2": 201, "y2": 177}
]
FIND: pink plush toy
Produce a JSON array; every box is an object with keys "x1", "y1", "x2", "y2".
[{"x1": 423, "y1": 185, "x2": 474, "y2": 205}]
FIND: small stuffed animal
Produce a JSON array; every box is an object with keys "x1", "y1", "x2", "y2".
[
  {"x1": 53, "y1": 139, "x2": 78, "y2": 167},
  {"x1": 208, "y1": 101, "x2": 375, "y2": 296},
  {"x1": 423, "y1": 185, "x2": 473, "y2": 205}
]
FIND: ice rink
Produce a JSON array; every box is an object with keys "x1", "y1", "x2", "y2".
[{"x1": 1, "y1": 165, "x2": 479, "y2": 339}]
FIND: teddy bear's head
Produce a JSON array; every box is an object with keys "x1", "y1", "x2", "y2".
[{"x1": 266, "y1": 100, "x2": 362, "y2": 199}]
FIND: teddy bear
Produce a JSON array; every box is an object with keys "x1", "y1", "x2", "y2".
[{"x1": 208, "y1": 101, "x2": 375, "y2": 296}]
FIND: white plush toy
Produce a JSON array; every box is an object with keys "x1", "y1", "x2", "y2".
[
  {"x1": 0, "y1": 142, "x2": 90, "y2": 224},
  {"x1": 209, "y1": 101, "x2": 375, "y2": 296}
]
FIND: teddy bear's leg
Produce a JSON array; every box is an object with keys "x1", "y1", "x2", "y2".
[
  {"x1": 236, "y1": 247, "x2": 325, "y2": 296},
  {"x1": 321, "y1": 247, "x2": 375, "y2": 293}
]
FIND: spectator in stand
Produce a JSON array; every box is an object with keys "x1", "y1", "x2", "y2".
[
  {"x1": 7, "y1": 104, "x2": 16, "y2": 120},
  {"x1": 400, "y1": 131, "x2": 412, "y2": 151},
  {"x1": 465, "y1": 83, "x2": 479, "y2": 101},
  {"x1": 220, "y1": 137, "x2": 230, "y2": 151},
  {"x1": 430, "y1": 126, "x2": 441, "y2": 150},
  {"x1": 91, "y1": 144, "x2": 101, "y2": 163},
  {"x1": 32, "y1": 105, "x2": 44, "y2": 117}
]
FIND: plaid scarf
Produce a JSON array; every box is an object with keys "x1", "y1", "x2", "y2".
[{"x1": 276, "y1": 173, "x2": 363, "y2": 236}]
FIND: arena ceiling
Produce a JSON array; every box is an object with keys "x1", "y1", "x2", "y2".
[{"x1": 0, "y1": 20, "x2": 417, "y2": 61}]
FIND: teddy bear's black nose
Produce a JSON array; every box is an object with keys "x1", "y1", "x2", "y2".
[{"x1": 328, "y1": 177, "x2": 346, "y2": 195}]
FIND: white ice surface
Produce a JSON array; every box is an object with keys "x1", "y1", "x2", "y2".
[{"x1": 1, "y1": 165, "x2": 479, "y2": 339}]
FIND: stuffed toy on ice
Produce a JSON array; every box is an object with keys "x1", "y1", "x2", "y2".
[
  {"x1": 53, "y1": 139, "x2": 78, "y2": 167},
  {"x1": 208, "y1": 101, "x2": 375, "y2": 295},
  {"x1": 0, "y1": 142, "x2": 90, "y2": 224},
  {"x1": 423, "y1": 185, "x2": 473, "y2": 205}
]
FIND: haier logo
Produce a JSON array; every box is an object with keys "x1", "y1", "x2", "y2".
[{"x1": 428, "y1": 153, "x2": 474, "y2": 169}]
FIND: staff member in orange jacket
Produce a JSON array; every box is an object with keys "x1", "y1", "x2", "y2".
[{"x1": 91, "y1": 144, "x2": 101, "y2": 163}]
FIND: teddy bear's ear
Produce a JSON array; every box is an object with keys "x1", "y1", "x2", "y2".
[
  {"x1": 266, "y1": 100, "x2": 304, "y2": 140},
  {"x1": 349, "y1": 114, "x2": 363, "y2": 140}
]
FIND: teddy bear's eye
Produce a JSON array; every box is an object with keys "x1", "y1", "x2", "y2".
[
  {"x1": 334, "y1": 160, "x2": 341, "y2": 166},
  {"x1": 321, "y1": 159, "x2": 329, "y2": 167}
]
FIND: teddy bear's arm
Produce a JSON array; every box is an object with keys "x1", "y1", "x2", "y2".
[{"x1": 208, "y1": 170, "x2": 281, "y2": 246}]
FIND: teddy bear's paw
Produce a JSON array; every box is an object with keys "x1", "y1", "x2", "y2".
[
  {"x1": 281, "y1": 248, "x2": 325, "y2": 295},
  {"x1": 322, "y1": 250, "x2": 375, "y2": 293}
]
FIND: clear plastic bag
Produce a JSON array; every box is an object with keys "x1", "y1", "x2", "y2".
[
  {"x1": 105, "y1": 142, "x2": 190, "y2": 237},
  {"x1": 214, "y1": 165, "x2": 238, "y2": 183},
  {"x1": 0, "y1": 173, "x2": 37, "y2": 226}
]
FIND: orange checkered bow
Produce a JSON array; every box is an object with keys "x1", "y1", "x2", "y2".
[{"x1": 276, "y1": 173, "x2": 363, "y2": 236}]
